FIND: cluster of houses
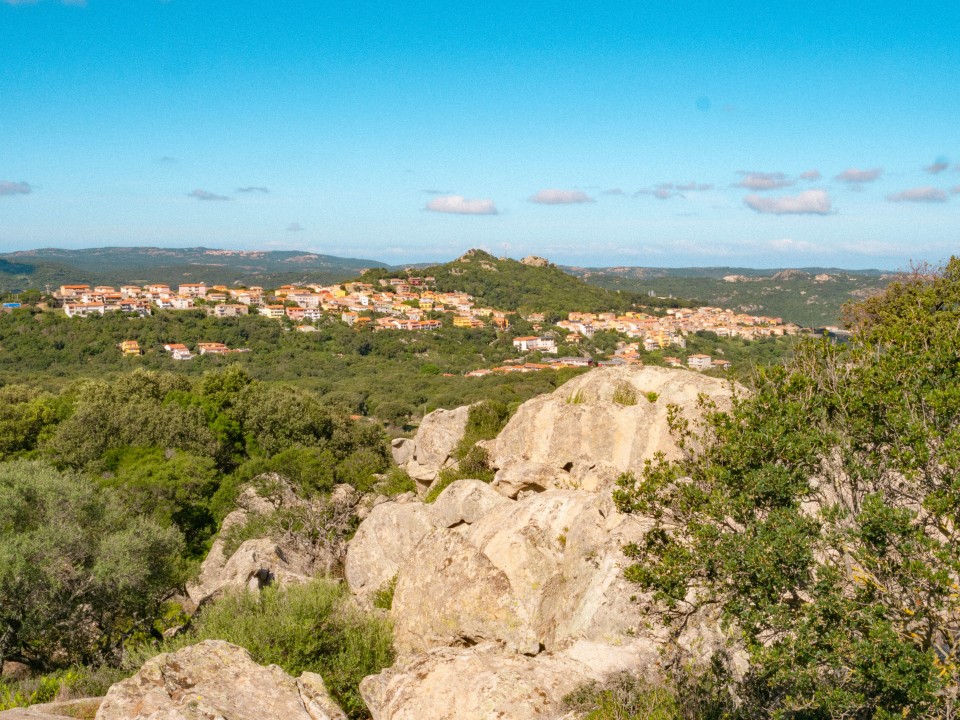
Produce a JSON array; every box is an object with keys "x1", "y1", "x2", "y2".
[
  {"x1": 55, "y1": 277, "x2": 795, "y2": 374},
  {"x1": 55, "y1": 279, "x2": 513, "y2": 331},
  {"x1": 557, "y1": 306, "x2": 799, "y2": 347}
]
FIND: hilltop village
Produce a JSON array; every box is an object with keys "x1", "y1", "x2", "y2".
[{"x1": 45, "y1": 275, "x2": 800, "y2": 373}]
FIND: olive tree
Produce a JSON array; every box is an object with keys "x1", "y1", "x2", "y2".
[{"x1": 0, "y1": 460, "x2": 186, "y2": 670}]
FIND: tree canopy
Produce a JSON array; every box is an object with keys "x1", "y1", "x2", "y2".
[{"x1": 615, "y1": 258, "x2": 960, "y2": 718}]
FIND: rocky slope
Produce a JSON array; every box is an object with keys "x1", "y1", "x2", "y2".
[{"x1": 30, "y1": 365, "x2": 736, "y2": 720}]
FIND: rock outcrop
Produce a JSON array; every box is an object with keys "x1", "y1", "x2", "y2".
[
  {"x1": 344, "y1": 496, "x2": 434, "y2": 604},
  {"x1": 391, "y1": 405, "x2": 472, "y2": 491},
  {"x1": 188, "y1": 478, "x2": 357, "y2": 607},
  {"x1": 360, "y1": 642, "x2": 597, "y2": 720},
  {"x1": 486, "y1": 366, "x2": 734, "y2": 497},
  {"x1": 95, "y1": 640, "x2": 346, "y2": 720},
  {"x1": 387, "y1": 486, "x2": 683, "y2": 662}
]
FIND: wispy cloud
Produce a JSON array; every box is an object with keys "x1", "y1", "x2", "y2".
[
  {"x1": 237, "y1": 186, "x2": 269, "y2": 193},
  {"x1": 769, "y1": 238, "x2": 817, "y2": 252},
  {"x1": 835, "y1": 167, "x2": 883, "y2": 183},
  {"x1": 675, "y1": 181, "x2": 713, "y2": 191},
  {"x1": 601, "y1": 188, "x2": 626, "y2": 196},
  {"x1": 0, "y1": 181, "x2": 32, "y2": 196},
  {"x1": 744, "y1": 189, "x2": 832, "y2": 215},
  {"x1": 528, "y1": 188, "x2": 594, "y2": 205},
  {"x1": 736, "y1": 171, "x2": 794, "y2": 191},
  {"x1": 952, "y1": 186, "x2": 960, "y2": 195},
  {"x1": 799, "y1": 169, "x2": 821, "y2": 181},
  {"x1": 425, "y1": 194, "x2": 498, "y2": 215},
  {"x1": 886, "y1": 186, "x2": 948, "y2": 203},
  {"x1": 188, "y1": 188, "x2": 230, "y2": 201},
  {"x1": 635, "y1": 184, "x2": 677, "y2": 200},
  {"x1": 158, "y1": 156, "x2": 177, "y2": 164},
  {"x1": 287, "y1": 222, "x2": 304, "y2": 232},
  {"x1": 924, "y1": 161, "x2": 949, "y2": 175}
]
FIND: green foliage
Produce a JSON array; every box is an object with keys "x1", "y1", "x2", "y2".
[
  {"x1": 615, "y1": 258, "x2": 960, "y2": 718},
  {"x1": 568, "y1": 389, "x2": 586, "y2": 404},
  {"x1": 564, "y1": 674, "x2": 682, "y2": 720},
  {"x1": 377, "y1": 467, "x2": 416, "y2": 496},
  {"x1": 390, "y1": 249, "x2": 646, "y2": 317},
  {"x1": 612, "y1": 382, "x2": 638, "y2": 406},
  {"x1": 0, "y1": 666, "x2": 124, "y2": 713},
  {"x1": 644, "y1": 391, "x2": 659, "y2": 403},
  {"x1": 99, "y1": 447, "x2": 219, "y2": 558},
  {"x1": 372, "y1": 575, "x2": 398, "y2": 610},
  {"x1": 136, "y1": 580, "x2": 394, "y2": 720},
  {"x1": 0, "y1": 460, "x2": 187, "y2": 670}
]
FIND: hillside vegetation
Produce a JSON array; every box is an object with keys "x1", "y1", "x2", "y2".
[
  {"x1": 568, "y1": 265, "x2": 894, "y2": 327},
  {"x1": 367, "y1": 249, "x2": 697, "y2": 319}
]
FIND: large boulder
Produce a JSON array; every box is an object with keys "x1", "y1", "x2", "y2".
[
  {"x1": 344, "y1": 498, "x2": 434, "y2": 604},
  {"x1": 359, "y1": 642, "x2": 597, "y2": 720},
  {"x1": 94, "y1": 640, "x2": 346, "y2": 720},
  {"x1": 389, "y1": 482, "x2": 729, "y2": 668},
  {"x1": 487, "y1": 365, "x2": 735, "y2": 497},
  {"x1": 398, "y1": 405, "x2": 472, "y2": 489}
]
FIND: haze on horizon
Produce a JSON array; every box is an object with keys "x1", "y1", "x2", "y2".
[{"x1": 1, "y1": 1, "x2": 958, "y2": 270}]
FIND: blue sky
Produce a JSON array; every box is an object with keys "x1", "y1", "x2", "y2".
[{"x1": 1, "y1": 1, "x2": 958, "y2": 268}]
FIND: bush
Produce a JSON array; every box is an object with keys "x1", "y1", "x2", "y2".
[
  {"x1": 564, "y1": 674, "x2": 679, "y2": 720},
  {"x1": 372, "y1": 575, "x2": 398, "y2": 610},
  {"x1": 132, "y1": 580, "x2": 393, "y2": 720},
  {"x1": 612, "y1": 382, "x2": 638, "y2": 406},
  {"x1": 376, "y1": 467, "x2": 416, "y2": 496}
]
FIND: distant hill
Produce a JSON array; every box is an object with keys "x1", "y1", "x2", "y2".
[
  {"x1": 0, "y1": 247, "x2": 386, "y2": 292},
  {"x1": 564, "y1": 265, "x2": 898, "y2": 327},
  {"x1": 370, "y1": 249, "x2": 688, "y2": 318}
]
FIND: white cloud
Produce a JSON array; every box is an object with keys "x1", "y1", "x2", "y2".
[
  {"x1": 601, "y1": 188, "x2": 626, "y2": 196},
  {"x1": 799, "y1": 169, "x2": 821, "y2": 181},
  {"x1": 425, "y1": 194, "x2": 498, "y2": 215},
  {"x1": 952, "y1": 186, "x2": 960, "y2": 195},
  {"x1": 237, "y1": 186, "x2": 269, "y2": 193},
  {"x1": 528, "y1": 189, "x2": 593, "y2": 205},
  {"x1": 886, "y1": 186, "x2": 948, "y2": 203},
  {"x1": 0, "y1": 181, "x2": 32, "y2": 196},
  {"x1": 835, "y1": 167, "x2": 883, "y2": 183},
  {"x1": 769, "y1": 238, "x2": 816, "y2": 252},
  {"x1": 287, "y1": 222, "x2": 304, "y2": 232},
  {"x1": 925, "y1": 162, "x2": 949, "y2": 175},
  {"x1": 188, "y1": 188, "x2": 230, "y2": 201},
  {"x1": 744, "y1": 189, "x2": 832, "y2": 215},
  {"x1": 736, "y1": 171, "x2": 793, "y2": 190}
]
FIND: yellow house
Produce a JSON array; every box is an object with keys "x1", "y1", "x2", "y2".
[{"x1": 120, "y1": 340, "x2": 142, "y2": 356}]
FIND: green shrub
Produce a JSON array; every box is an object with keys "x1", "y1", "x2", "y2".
[
  {"x1": 372, "y1": 575, "x2": 398, "y2": 610},
  {"x1": 644, "y1": 391, "x2": 659, "y2": 403},
  {"x1": 377, "y1": 467, "x2": 416, "y2": 496},
  {"x1": 567, "y1": 389, "x2": 586, "y2": 404},
  {"x1": 612, "y1": 383, "x2": 638, "y2": 406},
  {"x1": 563, "y1": 674, "x2": 680, "y2": 720},
  {"x1": 129, "y1": 580, "x2": 393, "y2": 720}
]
